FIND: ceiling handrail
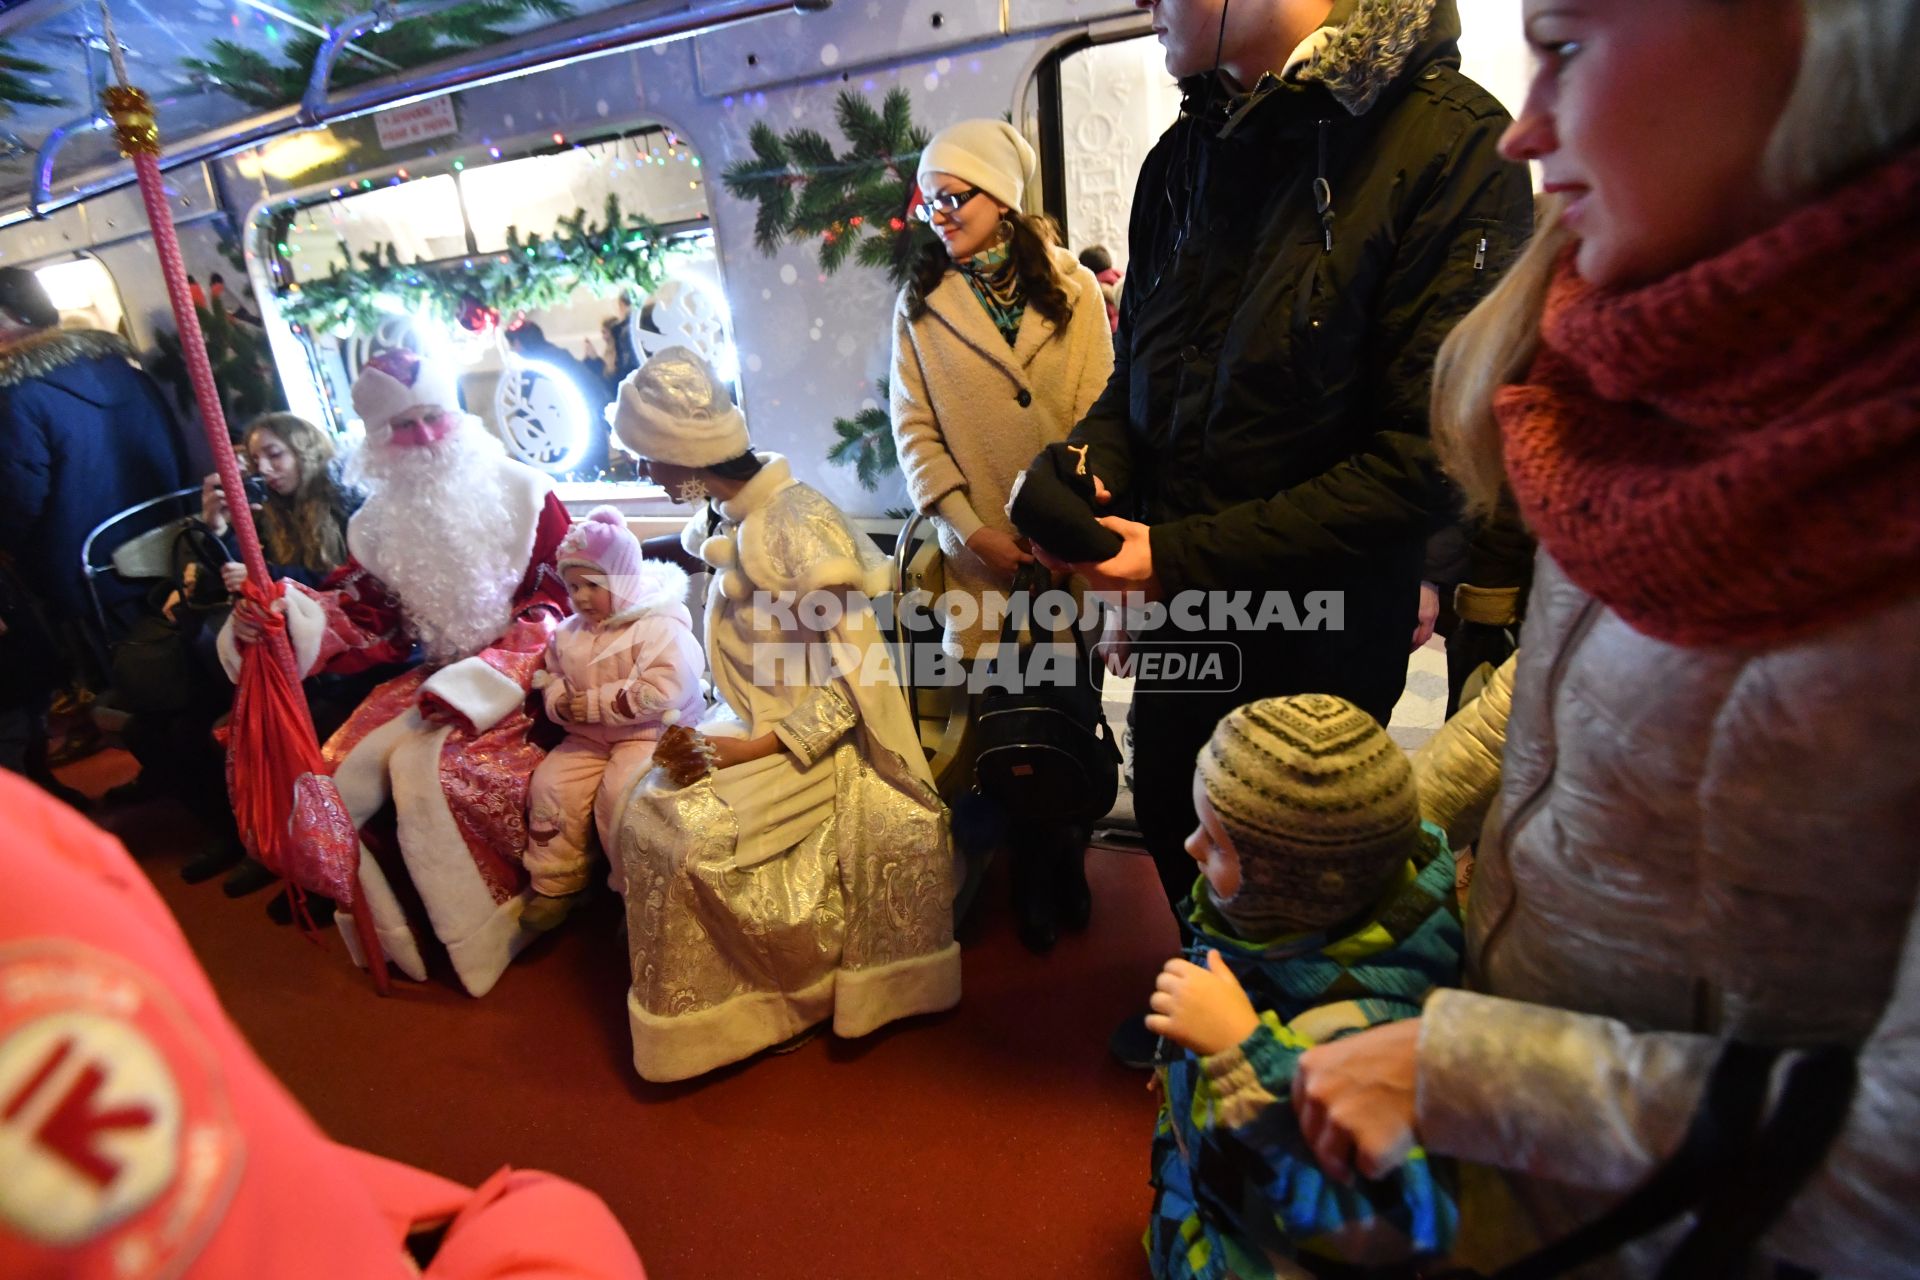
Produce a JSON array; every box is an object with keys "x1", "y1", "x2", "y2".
[
  {"x1": 298, "y1": 0, "x2": 475, "y2": 126},
  {"x1": 5, "y1": 0, "x2": 831, "y2": 231}
]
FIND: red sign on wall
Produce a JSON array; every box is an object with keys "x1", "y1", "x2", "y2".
[{"x1": 376, "y1": 97, "x2": 460, "y2": 150}]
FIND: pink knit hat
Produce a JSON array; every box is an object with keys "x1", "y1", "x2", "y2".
[{"x1": 556, "y1": 507, "x2": 647, "y2": 611}]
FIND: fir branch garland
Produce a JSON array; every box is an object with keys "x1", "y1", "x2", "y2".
[{"x1": 278, "y1": 194, "x2": 677, "y2": 337}]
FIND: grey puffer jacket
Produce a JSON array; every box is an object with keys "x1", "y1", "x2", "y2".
[{"x1": 1417, "y1": 553, "x2": 1920, "y2": 1279}]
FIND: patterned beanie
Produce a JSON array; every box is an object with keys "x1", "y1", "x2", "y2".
[{"x1": 1197, "y1": 694, "x2": 1419, "y2": 937}]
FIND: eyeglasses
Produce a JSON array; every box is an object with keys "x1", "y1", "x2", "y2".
[{"x1": 914, "y1": 186, "x2": 986, "y2": 223}]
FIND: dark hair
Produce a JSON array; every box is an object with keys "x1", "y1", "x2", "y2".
[
  {"x1": 0, "y1": 268, "x2": 59, "y2": 330},
  {"x1": 904, "y1": 210, "x2": 1074, "y2": 329},
  {"x1": 1078, "y1": 245, "x2": 1113, "y2": 275},
  {"x1": 705, "y1": 451, "x2": 763, "y2": 481},
  {"x1": 509, "y1": 320, "x2": 547, "y2": 346}
]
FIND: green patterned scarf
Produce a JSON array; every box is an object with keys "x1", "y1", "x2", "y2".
[{"x1": 956, "y1": 236, "x2": 1025, "y2": 347}]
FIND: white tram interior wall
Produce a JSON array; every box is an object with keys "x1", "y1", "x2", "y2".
[{"x1": 0, "y1": 0, "x2": 1532, "y2": 525}]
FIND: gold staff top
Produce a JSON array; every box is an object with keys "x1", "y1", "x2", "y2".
[{"x1": 102, "y1": 84, "x2": 160, "y2": 158}]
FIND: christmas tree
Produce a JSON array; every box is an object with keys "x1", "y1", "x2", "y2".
[
  {"x1": 180, "y1": 1, "x2": 571, "y2": 111},
  {"x1": 152, "y1": 300, "x2": 288, "y2": 431},
  {"x1": 723, "y1": 88, "x2": 937, "y2": 286},
  {"x1": 826, "y1": 379, "x2": 898, "y2": 492}
]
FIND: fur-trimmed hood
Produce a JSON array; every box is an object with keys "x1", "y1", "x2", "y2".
[
  {"x1": 594, "y1": 558, "x2": 693, "y2": 630},
  {"x1": 1185, "y1": 0, "x2": 1459, "y2": 121},
  {"x1": 0, "y1": 328, "x2": 136, "y2": 392}
]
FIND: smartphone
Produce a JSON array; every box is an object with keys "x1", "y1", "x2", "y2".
[{"x1": 242, "y1": 474, "x2": 270, "y2": 506}]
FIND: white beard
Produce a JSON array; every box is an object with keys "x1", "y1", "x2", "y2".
[{"x1": 346, "y1": 420, "x2": 526, "y2": 664}]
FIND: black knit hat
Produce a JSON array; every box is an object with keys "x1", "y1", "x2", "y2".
[{"x1": 0, "y1": 268, "x2": 59, "y2": 330}]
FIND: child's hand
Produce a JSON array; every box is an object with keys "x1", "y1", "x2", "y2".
[
  {"x1": 1145, "y1": 949, "x2": 1260, "y2": 1057},
  {"x1": 567, "y1": 691, "x2": 591, "y2": 723}
]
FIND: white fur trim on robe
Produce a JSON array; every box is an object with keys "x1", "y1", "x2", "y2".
[
  {"x1": 419, "y1": 656, "x2": 528, "y2": 735},
  {"x1": 215, "y1": 580, "x2": 328, "y2": 682}
]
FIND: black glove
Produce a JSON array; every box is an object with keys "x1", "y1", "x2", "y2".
[{"x1": 1008, "y1": 441, "x2": 1123, "y2": 564}]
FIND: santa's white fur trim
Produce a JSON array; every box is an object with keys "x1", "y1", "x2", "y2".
[
  {"x1": 329, "y1": 713, "x2": 430, "y2": 981},
  {"x1": 334, "y1": 868, "x2": 429, "y2": 983},
  {"x1": 719, "y1": 569, "x2": 751, "y2": 601},
  {"x1": 351, "y1": 359, "x2": 463, "y2": 433},
  {"x1": 698, "y1": 535, "x2": 735, "y2": 568},
  {"x1": 215, "y1": 581, "x2": 327, "y2": 682},
  {"x1": 627, "y1": 973, "x2": 835, "y2": 1082},
  {"x1": 389, "y1": 725, "x2": 534, "y2": 997},
  {"x1": 419, "y1": 656, "x2": 526, "y2": 735},
  {"x1": 833, "y1": 942, "x2": 963, "y2": 1037}
]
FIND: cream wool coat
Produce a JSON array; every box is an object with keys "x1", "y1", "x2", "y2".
[
  {"x1": 1414, "y1": 553, "x2": 1920, "y2": 1279},
  {"x1": 890, "y1": 243, "x2": 1115, "y2": 656}
]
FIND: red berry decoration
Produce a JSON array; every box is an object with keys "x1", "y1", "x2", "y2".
[{"x1": 458, "y1": 296, "x2": 500, "y2": 332}]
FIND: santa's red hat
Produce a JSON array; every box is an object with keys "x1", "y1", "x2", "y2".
[{"x1": 351, "y1": 348, "x2": 464, "y2": 444}]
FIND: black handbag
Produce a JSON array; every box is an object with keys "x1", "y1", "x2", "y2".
[
  {"x1": 970, "y1": 564, "x2": 1121, "y2": 825},
  {"x1": 108, "y1": 522, "x2": 232, "y2": 716}
]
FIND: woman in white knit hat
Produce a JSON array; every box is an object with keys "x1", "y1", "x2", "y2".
[
  {"x1": 888, "y1": 118, "x2": 1115, "y2": 953},
  {"x1": 607, "y1": 346, "x2": 961, "y2": 1082}
]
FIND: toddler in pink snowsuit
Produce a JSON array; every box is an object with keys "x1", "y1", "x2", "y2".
[{"x1": 525, "y1": 507, "x2": 705, "y2": 928}]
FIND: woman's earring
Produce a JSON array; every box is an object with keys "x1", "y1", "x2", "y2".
[{"x1": 674, "y1": 477, "x2": 711, "y2": 506}]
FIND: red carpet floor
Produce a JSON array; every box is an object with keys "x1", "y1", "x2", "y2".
[{"x1": 60, "y1": 750, "x2": 1179, "y2": 1279}]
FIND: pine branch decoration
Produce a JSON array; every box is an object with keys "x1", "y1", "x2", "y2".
[
  {"x1": 278, "y1": 194, "x2": 675, "y2": 337},
  {"x1": 722, "y1": 88, "x2": 938, "y2": 286},
  {"x1": 0, "y1": 44, "x2": 64, "y2": 116},
  {"x1": 826, "y1": 378, "x2": 898, "y2": 491},
  {"x1": 180, "y1": 0, "x2": 573, "y2": 110}
]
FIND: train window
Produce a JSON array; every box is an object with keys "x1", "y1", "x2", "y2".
[
  {"x1": 458, "y1": 134, "x2": 710, "y2": 255},
  {"x1": 284, "y1": 176, "x2": 468, "y2": 277},
  {"x1": 1036, "y1": 10, "x2": 1532, "y2": 268},
  {"x1": 35, "y1": 257, "x2": 127, "y2": 337},
  {"x1": 272, "y1": 126, "x2": 728, "y2": 492},
  {"x1": 1042, "y1": 35, "x2": 1184, "y2": 276}
]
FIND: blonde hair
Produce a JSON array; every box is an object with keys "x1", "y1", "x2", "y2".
[
  {"x1": 1433, "y1": 0, "x2": 1920, "y2": 516},
  {"x1": 245, "y1": 412, "x2": 350, "y2": 575}
]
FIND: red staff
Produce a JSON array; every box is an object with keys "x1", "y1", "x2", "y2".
[{"x1": 97, "y1": 2, "x2": 387, "y2": 991}]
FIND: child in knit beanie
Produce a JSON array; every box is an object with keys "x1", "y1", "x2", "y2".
[
  {"x1": 1141, "y1": 693, "x2": 1465, "y2": 1279},
  {"x1": 522, "y1": 507, "x2": 706, "y2": 930}
]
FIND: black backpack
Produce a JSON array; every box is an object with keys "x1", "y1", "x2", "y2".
[{"x1": 970, "y1": 564, "x2": 1121, "y2": 825}]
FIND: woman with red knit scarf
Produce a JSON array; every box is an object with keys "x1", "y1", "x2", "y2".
[{"x1": 1271, "y1": 1, "x2": 1920, "y2": 1275}]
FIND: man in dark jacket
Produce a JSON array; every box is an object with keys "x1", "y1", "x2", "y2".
[
  {"x1": 0, "y1": 269, "x2": 193, "y2": 642},
  {"x1": 1044, "y1": 0, "x2": 1531, "y2": 1061}
]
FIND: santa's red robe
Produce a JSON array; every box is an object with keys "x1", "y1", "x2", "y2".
[{"x1": 227, "y1": 462, "x2": 570, "y2": 996}]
